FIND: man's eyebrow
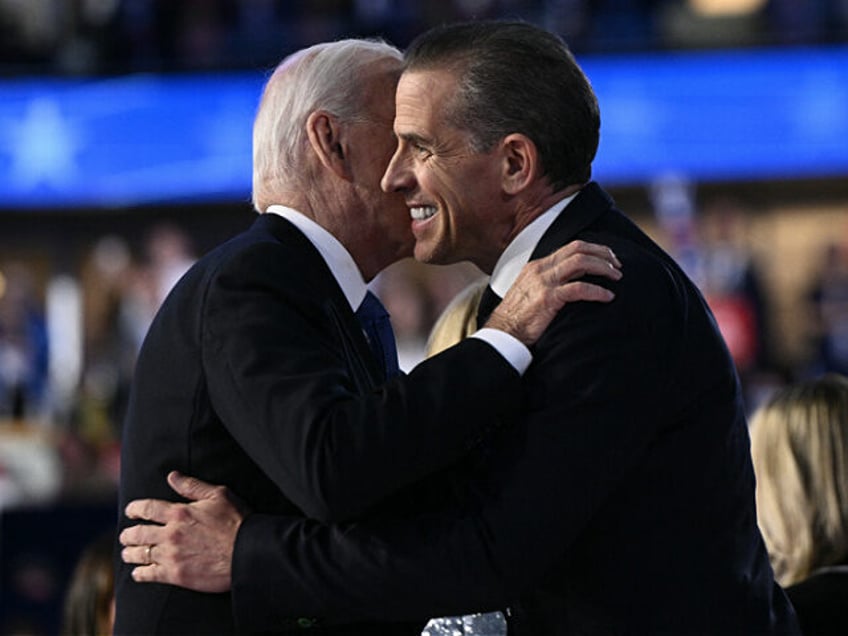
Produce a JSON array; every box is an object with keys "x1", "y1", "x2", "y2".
[{"x1": 398, "y1": 132, "x2": 430, "y2": 146}]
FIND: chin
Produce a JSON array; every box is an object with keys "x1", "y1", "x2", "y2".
[
  {"x1": 416, "y1": 250, "x2": 457, "y2": 267},
  {"x1": 413, "y1": 246, "x2": 438, "y2": 265}
]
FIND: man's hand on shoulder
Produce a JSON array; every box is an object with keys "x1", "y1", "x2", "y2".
[{"x1": 487, "y1": 240, "x2": 622, "y2": 345}]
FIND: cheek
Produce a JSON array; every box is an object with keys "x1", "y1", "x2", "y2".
[
  {"x1": 439, "y1": 179, "x2": 477, "y2": 228},
  {"x1": 423, "y1": 166, "x2": 461, "y2": 206}
]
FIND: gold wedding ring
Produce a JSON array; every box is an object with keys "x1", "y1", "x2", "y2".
[{"x1": 145, "y1": 544, "x2": 153, "y2": 565}]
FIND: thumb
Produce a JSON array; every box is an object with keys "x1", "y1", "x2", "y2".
[{"x1": 167, "y1": 470, "x2": 220, "y2": 502}]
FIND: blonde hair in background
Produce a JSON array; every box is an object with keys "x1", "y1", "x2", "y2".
[
  {"x1": 750, "y1": 373, "x2": 848, "y2": 586},
  {"x1": 426, "y1": 278, "x2": 488, "y2": 357}
]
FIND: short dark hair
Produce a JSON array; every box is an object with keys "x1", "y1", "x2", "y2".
[{"x1": 403, "y1": 21, "x2": 600, "y2": 189}]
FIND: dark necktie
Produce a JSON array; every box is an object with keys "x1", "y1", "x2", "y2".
[
  {"x1": 476, "y1": 285, "x2": 502, "y2": 329},
  {"x1": 356, "y1": 291, "x2": 400, "y2": 379}
]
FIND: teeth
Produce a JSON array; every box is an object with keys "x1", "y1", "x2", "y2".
[{"x1": 410, "y1": 206, "x2": 437, "y2": 220}]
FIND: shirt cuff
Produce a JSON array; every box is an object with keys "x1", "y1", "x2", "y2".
[{"x1": 471, "y1": 328, "x2": 533, "y2": 375}]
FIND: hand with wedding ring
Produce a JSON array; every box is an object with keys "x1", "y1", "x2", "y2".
[{"x1": 120, "y1": 471, "x2": 248, "y2": 593}]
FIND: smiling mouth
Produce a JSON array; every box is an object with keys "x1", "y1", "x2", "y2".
[{"x1": 410, "y1": 205, "x2": 437, "y2": 220}]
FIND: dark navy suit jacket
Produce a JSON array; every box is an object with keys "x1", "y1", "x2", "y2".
[
  {"x1": 233, "y1": 184, "x2": 801, "y2": 635},
  {"x1": 786, "y1": 567, "x2": 848, "y2": 636},
  {"x1": 113, "y1": 213, "x2": 522, "y2": 634}
]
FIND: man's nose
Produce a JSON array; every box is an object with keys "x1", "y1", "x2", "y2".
[{"x1": 381, "y1": 149, "x2": 409, "y2": 193}]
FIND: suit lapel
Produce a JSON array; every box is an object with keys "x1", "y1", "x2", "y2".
[
  {"x1": 253, "y1": 213, "x2": 385, "y2": 389},
  {"x1": 327, "y1": 299, "x2": 386, "y2": 389}
]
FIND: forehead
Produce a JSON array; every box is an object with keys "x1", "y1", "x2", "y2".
[{"x1": 394, "y1": 69, "x2": 459, "y2": 131}]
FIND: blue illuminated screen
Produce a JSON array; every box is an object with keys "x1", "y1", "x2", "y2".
[{"x1": 0, "y1": 46, "x2": 846, "y2": 209}]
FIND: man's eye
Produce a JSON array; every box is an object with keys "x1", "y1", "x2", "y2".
[{"x1": 414, "y1": 144, "x2": 431, "y2": 158}]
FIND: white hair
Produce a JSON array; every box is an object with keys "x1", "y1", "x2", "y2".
[{"x1": 251, "y1": 38, "x2": 402, "y2": 213}]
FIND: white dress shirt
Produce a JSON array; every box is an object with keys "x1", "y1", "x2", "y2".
[
  {"x1": 488, "y1": 192, "x2": 578, "y2": 298},
  {"x1": 264, "y1": 205, "x2": 532, "y2": 374}
]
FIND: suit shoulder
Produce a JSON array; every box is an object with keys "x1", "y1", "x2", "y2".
[{"x1": 194, "y1": 218, "x2": 322, "y2": 282}]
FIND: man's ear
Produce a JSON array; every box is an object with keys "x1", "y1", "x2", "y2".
[
  {"x1": 306, "y1": 111, "x2": 352, "y2": 180},
  {"x1": 500, "y1": 133, "x2": 538, "y2": 195}
]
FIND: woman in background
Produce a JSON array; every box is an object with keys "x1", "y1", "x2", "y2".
[
  {"x1": 62, "y1": 530, "x2": 115, "y2": 636},
  {"x1": 750, "y1": 373, "x2": 848, "y2": 635}
]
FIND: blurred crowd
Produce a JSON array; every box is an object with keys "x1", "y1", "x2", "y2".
[
  {"x1": 0, "y1": 224, "x2": 196, "y2": 504},
  {"x1": 1, "y1": 0, "x2": 847, "y2": 77}
]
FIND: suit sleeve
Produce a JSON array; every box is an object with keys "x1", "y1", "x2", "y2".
[
  {"x1": 230, "y1": 259, "x2": 685, "y2": 630},
  {"x1": 200, "y1": 241, "x2": 521, "y2": 523}
]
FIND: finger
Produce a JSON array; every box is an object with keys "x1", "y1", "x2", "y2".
[
  {"x1": 560, "y1": 281, "x2": 615, "y2": 303},
  {"x1": 132, "y1": 564, "x2": 171, "y2": 585},
  {"x1": 120, "y1": 523, "x2": 165, "y2": 548},
  {"x1": 573, "y1": 241, "x2": 620, "y2": 268},
  {"x1": 121, "y1": 544, "x2": 156, "y2": 565},
  {"x1": 125, "y1": 498, "x2": 176, "y2": 523},
  {"x1": 544, "y1": 241, "x2": 621, "y2": 270},
  {"x1": 608, "y1": 248, "x2": 622, "y2": 268},
  {"x1": 585, "y1": 244, "x2": 622, "y2": 268},
  {"x1": 551, "y1": 254, "x2": 622, "y2": 285},
  {"x1": 167, "y1": 470, "x2": 222, "y2": 502}
]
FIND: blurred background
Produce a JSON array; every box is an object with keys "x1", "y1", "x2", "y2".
[{"x1": 0, "y1": 0, "x2": 847, "y2": 633}]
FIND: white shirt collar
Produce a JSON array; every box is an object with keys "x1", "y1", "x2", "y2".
[
  {"x1": 265, "y1": 205, "x2": 368, "y2": 311},
  {"x1": 489, "y1": 192, "x2": 579, "y2": 298}
]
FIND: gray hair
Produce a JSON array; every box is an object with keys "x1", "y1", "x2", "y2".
[{"x1": 252, "y1": 39, "x2": 402, "y2": 212}]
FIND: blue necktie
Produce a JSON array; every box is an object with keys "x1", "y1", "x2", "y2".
[{"x1": 356, "y1": 291, "x2": 400, "y2": 379}]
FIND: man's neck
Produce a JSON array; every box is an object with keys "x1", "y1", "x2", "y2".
[
  {"x1": 488, "y1": 188, "x2": 581, "y2": 297},
  {"x1": 272, "y1": 188, "x2": 391, "y2": 283},
  {"x1": 502, "y1": 184, "x2": 583, "y2": 252}
]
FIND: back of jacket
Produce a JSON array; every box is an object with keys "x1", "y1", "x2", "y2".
[
  {"x1": 114, "y1": 215, "x2": 414, "y2": 634},
  {"x1": 113, "y1": 216, "x2": 352, "y2": 633},
  {"x1": 503, "y1": 183, "x2": 798, "y2": 634}
]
